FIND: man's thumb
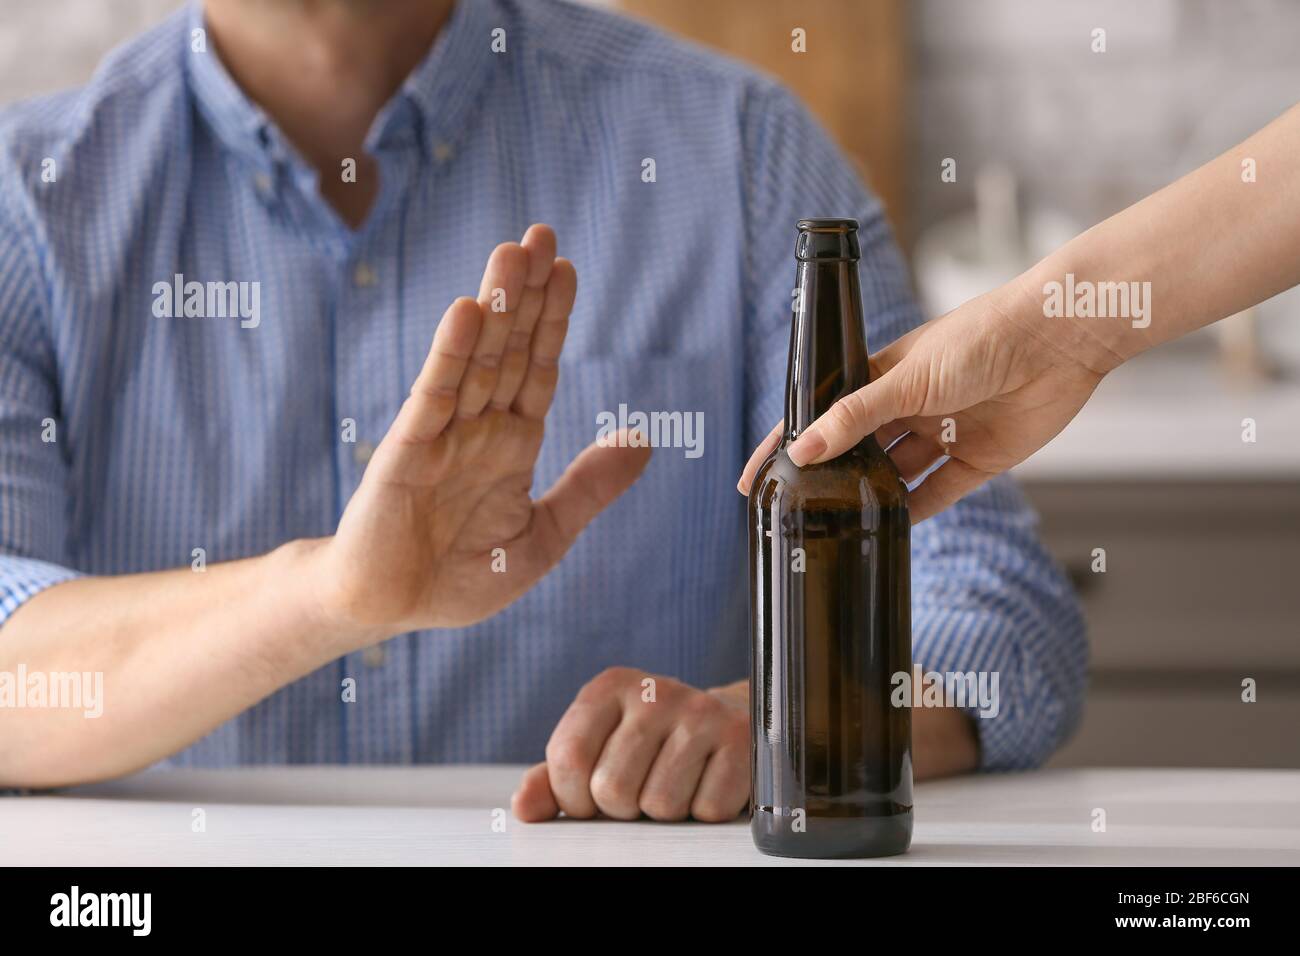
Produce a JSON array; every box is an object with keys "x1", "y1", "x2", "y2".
[{"x1": 529, "y1": 429, "x2": 651, "y2": 565}]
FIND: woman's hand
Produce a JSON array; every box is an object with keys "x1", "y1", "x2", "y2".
[
  {"x1": 738, "y1": 277, "x2": 1121, "y2": 522},
  {"x1": 740, "y1": 102, "x2": 1300, "y2": 523}
]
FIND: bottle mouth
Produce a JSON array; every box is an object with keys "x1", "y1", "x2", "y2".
[
  {"x1": 797, "y1": 218, "x2": 859, "y2": 232},
  {"x1": 796, "y1": 218, "x2": 860, "y2": 261}
]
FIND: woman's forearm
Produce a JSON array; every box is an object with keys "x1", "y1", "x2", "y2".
[{"x1": 1021, "y1": 102, "x2": 1300, "y2": 366}]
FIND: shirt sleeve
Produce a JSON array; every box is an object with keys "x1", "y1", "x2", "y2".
[
  {"x1": 740, "y1": 82, "x2": 1087, "y2": 770},
  {"x1": 0, "y1": 187, "x2": 82, "y2": 627}
]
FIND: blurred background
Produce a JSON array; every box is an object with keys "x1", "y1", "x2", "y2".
[{"x1": 3, "y1": 0, "x2": 1296, "y2": 768}]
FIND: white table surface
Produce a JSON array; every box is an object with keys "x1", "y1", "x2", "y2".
[{"x1": 6, "y1": 766, "x2": 1299, "y2": 866}]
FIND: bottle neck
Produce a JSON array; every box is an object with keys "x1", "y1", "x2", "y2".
[{"x1": 783, "y1": 258, "x2": 871, "y2": 439}]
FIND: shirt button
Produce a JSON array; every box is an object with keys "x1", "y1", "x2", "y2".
[
  {"x1": 253, "y1": 172, "x2": 273, "y2": 195},
  {"x1": 353, "y1": 261, "x2": 378, "y2": 288},
  {"x1": 353, "y1": 441, "x2": 375, "y2": 466},
  {"x1": 433, "y1": 142, "x2": 453, "y2": 163},
  {"x1": 362, "y1": 644, "x2": 387, "y2": 668}
]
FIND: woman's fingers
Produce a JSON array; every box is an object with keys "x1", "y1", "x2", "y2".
[
  {"x1": 907, "y1": 457, "x2": 995, "y2": 523},
  {"x1": 788, "y1": 362, "x2": 917, "y2": 466},
  {"x1": 887, "y1": 431, "x2": 947, "y2": 483},
  {"x1": 736, "y1": 420, "x2": 783, "y2": 494},
  {"x1": 876, "y1": 419, "x2": 910, "y2": 451}
]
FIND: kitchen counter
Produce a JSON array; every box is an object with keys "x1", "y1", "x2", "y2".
[{"x1": 1012, "y1": 340, "x2": 1300, "y2": 481}]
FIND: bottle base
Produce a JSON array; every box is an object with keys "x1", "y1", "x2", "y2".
[{"x1": 750, "y1": 807, "x2": 913, "y2": 860}]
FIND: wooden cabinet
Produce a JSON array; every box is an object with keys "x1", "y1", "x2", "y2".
[
  {"x1": 1023, "y1": 480, "x2": 1300, "y2": 768},
  {"x1": 614, "y1": 0, "x2": 910, "y2": 242}
]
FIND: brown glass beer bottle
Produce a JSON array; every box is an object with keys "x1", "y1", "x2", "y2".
[{"x1": 748, "y1": 218, "x2": 913, "y2": 858}]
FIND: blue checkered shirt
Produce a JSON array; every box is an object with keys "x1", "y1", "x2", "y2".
[{"x1": 0, "y1": 0, "x2": 1086, "y2": 768}]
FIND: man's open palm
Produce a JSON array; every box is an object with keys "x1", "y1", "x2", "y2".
[{"x1": 318, "y1": 225, "x2": 650, "y2": 632}]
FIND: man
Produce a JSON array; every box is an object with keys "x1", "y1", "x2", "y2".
[{"x1": 0, "y1": 0, "x2": 1086, "y2": 820}]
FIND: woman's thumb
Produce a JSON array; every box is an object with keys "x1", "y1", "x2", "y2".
[{"x1": 786, "y1": 363, "x2": 915, "y2": 466}]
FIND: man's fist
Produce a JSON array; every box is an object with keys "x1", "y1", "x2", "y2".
[{"x1": 512, "y1": 667, "x2": 749, "y2": 823}]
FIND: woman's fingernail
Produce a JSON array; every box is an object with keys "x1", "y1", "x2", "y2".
[{"x1": 788, "y1": 432, "x2": 825, "y2": 467}]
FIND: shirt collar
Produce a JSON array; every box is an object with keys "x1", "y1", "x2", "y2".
[
  {"x1": 185, "y1": 0, "x2": 497, "y2": 167},
  {"x1": 384, "y1": 0, "x2": 498, "y2": 157}
]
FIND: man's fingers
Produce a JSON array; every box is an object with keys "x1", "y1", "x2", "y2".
[
  {"x1": 787, "y1": 363, "x2": 916, "y2": 467},
  {"x1": 486, "y1": 283, "x2": 543, "y2": 412},
  {"x1": 690, "y1": 742, "x2": 749, "y2": 823},
  {"x1": 490, "y1": 225, "x2": 557, "y2": 411},
  {"x1": 637, "y1": 720, "x2": 715, "y2": 821},
  {"x1": 737, "y1": 420, "x2": 783, "y2": 495},
  {"x1": 906, "y1": 457, "x2": 994, "y2": 523},
  {"x1": 544, "y1": 693, "x2": 623, "y2": 819},
  {"x1": 512, "y1": 257, "x2": 576, "y2": 421},
  {"x1": 588, "y1": 714, "x2": 671, "y2": 820},
  {"x1": 457, "y1": 241, "x2": 529, "y2": 419},
  {"x1": 524, "y1": 432, "x2": 651, "y2": 572},
  {"x1": 511, "y1": 761, "x2": 559, "y2": 823},
  {"x1": 519, "y1": 222, "x2": 557, "y2": 288},
  {"x1": 387, "y1": 296, "x2": 482, "y2": 447}
]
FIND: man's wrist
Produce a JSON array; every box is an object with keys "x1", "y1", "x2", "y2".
[{"x1": 271, "y1": 537, "x2": 392, "y2": 662}]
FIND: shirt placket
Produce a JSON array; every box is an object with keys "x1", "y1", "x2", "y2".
[{"x1": 334, "y1": 148, "x2": 420, "y2": 764}]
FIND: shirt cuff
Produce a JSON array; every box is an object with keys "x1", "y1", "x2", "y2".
[
  {"x1": 0, "y1": 555, "x2": 82, "y2": 627},
  {"x1": 911, "y1": 615, "x2": 1084, "y2": 772}
]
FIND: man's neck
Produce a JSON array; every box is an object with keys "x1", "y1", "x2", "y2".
[{"x1": 204, "y1": 0, "x2": 456, "y2": 227}]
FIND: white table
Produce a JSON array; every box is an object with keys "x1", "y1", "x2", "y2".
[{"x1": 6, "y1": 766, "x2": 1299, "y2": 866}]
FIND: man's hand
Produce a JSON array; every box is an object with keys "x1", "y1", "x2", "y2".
[
  {"x1": 312, "y1": 224, "x2": 651, "y2": 637},
  {"x1": 513, "y1": 669, "x2": 982, "y2": 825},
  {"x1": 512, "y1": 669, "x2": 750, "y2": 823},
  {"x1": 0, "y1": 225, "x2": 653, "y2": 787}
]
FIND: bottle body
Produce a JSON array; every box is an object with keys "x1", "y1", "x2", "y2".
[{"x1": 748, "y1": 219, "x2": 913, "y2": 858}]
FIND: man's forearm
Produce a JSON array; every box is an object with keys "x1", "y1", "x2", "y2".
[{"x1": 0, "y1": 538, "x2": 378, "y2": 787}]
